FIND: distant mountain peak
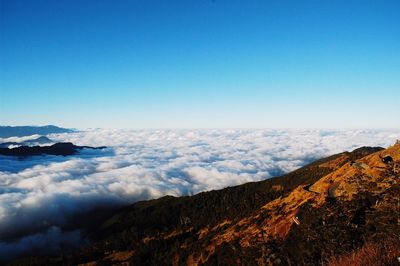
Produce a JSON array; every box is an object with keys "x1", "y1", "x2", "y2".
[{"x1": 0, "y1": 125, "x2": 73, "y2": 138}]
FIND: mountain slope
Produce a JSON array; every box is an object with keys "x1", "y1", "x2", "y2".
[
  {"x1": 0, "y1": 125, "x2": 73, "y2": 138},
  {"x1": 10, "y1": 144, "x2": 400, "y2": 265}
]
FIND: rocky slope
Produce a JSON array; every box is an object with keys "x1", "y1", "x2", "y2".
[{"x1": 9, "y1": 143, "x2": 400, "y2": 265}]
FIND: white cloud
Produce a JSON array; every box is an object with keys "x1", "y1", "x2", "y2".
[
  {"x1": 0, "y1": 128, "x2": 399, "y2": 261},
  {"x1": 0, "y1": 134, "x2": 42, "y2": 144}
]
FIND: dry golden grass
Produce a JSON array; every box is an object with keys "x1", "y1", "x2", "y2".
[
  {"x1": 271, "y1": 184, "x2": 284, "y2": 191},
  {"x1": 77, "y1": 262, "x2": 97, "y2": 266},
  {"x1": 327, "y1": 238, "x2": 400, "y2": 266},
  {"x1": 197, "y1": 227, "x2": 209, "y2": 239},
  {"x1": 142, "y1": 236, "x2": 155, "y2": 244},
  {"x1": 319, "y1": 154, "x2": 349, "y2": 169},
  {"x1": 104, "y1": 250, "x2": 134, "y2": 262},
  {"x1": 163, "y1": 227, "x2": 193, "y2": 240}
]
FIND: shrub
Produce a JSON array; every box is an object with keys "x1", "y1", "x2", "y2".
[{"x1": 326, "y1": 238, "x2": 400, "y2": 266}]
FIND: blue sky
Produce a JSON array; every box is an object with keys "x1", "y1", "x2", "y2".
[{"x1": 1, "y1": 0, "x2": 399, "y2": 129}]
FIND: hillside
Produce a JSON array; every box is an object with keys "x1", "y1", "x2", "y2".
[{"x1": 9, "y1": 143, "x2": 400, "y2": 265}]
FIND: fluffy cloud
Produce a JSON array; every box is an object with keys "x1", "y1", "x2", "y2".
[
  {"x1": 0, "y1": 129, "x2": 399, "y2": 261},
  {"x1": 0, "y1": 227, "x2": 81, "y2": 262},
  {"x1": 0, "y1": 135, "x2": 42, "y2": 144}
]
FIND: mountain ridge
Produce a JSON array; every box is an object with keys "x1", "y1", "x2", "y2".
[
  {"x1": 8, "y1": 144, "x2": 400, "y2": 265},
  {"x1": 0, "y1": 125, "x2": 73, "y2": 138}
]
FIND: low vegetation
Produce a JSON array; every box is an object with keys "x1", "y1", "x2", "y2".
[{"x1": 327, "y1": 238, "x2": 400, "y2": 266}]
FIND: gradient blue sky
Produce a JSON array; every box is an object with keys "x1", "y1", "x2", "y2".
[{"x1": 1, "y1": 0, "x2": 399, "y2": 129}]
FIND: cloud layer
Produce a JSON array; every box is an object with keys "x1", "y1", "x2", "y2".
[{"x1": 1, "y1": 129, "x2": 399, "y2": 261}]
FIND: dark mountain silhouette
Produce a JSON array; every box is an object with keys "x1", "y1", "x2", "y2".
[
  {"x1": 0, "y1": 142, "x2": 106, "y2": 157},
  {"x1": 8, "y1": 144, "x2": 400, "y2": 265},
  {"x1": 0, "y1": 136, "x2": 53, "y2": 148},
  {"x1": 0, "y1": 125, "x2": 73, "y2": 138}
]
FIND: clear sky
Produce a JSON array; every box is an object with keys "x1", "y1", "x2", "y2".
[{"x1": 1, "y1": 0, "x2": 399, "y2": 129}]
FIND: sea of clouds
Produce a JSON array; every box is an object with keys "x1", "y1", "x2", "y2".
[{"x1": 0, "y1": 128, "x2": 399, "y2": 261}]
